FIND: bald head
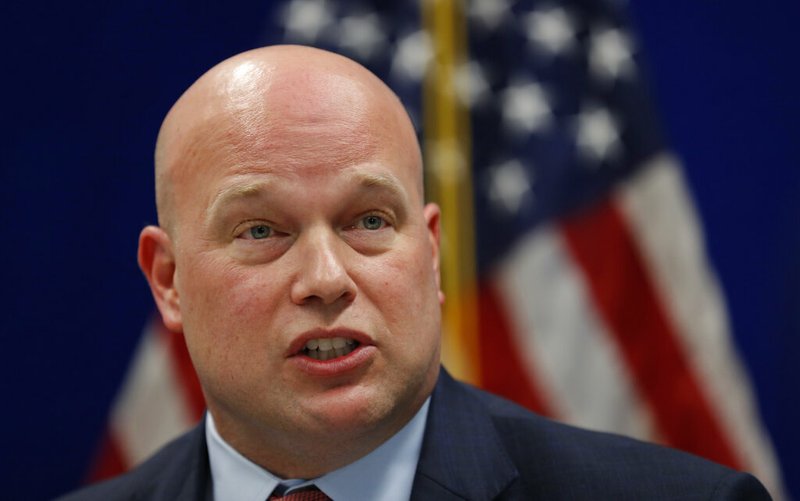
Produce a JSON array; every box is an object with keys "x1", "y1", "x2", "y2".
[{"x1": 154, "y1": 45, "x2": 422, "y2": 235}]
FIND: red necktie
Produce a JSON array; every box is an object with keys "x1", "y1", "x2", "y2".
[{"x1": 268, "y1": 485, "x2": 331, "y2": 500}]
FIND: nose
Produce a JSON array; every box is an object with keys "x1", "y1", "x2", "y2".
[{"x1": 290, "y1": 228, "x2": 357, "y2": 306}]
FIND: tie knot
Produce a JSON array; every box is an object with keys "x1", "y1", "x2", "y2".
[{"x1": 268, "y1": 485, "x2": 331, "y2": 501}]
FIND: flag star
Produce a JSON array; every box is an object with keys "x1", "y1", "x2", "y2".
[
  {"x1": 336, "y1": 12, "x2": 387, "y2": 61},
  {"x1": 575, "y1": 105, "x2": 622, "y2": 164},
  {"x1": 589, "y1": 27, "x2": 636, "y2": 83},
  {"x1": 390, "y1": 30, "x2": 434, "y2": 83},
  {"x1": 501, "y1": 79, "x2": 553, "y2": 136},
  {"x1": 524, "y1": 7, "x2": 576, "y2": 56},
  {"x1": 488, "y1": 159, "x2": 533, "y2": 214},
  {"x1": 468, "y1": 0, "x2": 513, "y2": 32},
  {"x1": 281, "y1": 0, "x2": 335, "y2": 43},
  {"x1": 453, "y1": 60, "x2": 491, "y2": 108}
]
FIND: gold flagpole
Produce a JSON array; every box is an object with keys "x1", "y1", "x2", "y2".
[{"x1": 421, "y1": 0, "x2": 480, "y2": 385}]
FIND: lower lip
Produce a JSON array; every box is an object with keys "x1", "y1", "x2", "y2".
[{"x1": 290, "y1": 344, "x2": 376, "y2": 377}]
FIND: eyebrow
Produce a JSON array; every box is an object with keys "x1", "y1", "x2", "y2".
[
  {"x1": 205, "y1": 179, "x2": 274, "y2": 225},
  {"x1": 352, "y1": 171, "x2": 408, "y2": 204}
]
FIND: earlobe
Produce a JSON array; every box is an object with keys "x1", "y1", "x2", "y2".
[
  {"x1": 423, "y1": 203, "x2": 445, "y2": 305},
  {"x1": 138, "y1": 226, "x2": 183, "y2": 332}
]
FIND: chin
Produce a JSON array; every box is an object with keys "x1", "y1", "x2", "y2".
[{"x1": 302, "y1": 384, "x2": 403, "y2": 434}]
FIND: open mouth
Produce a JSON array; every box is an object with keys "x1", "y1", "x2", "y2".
[{"x1": 302, "y1": 337, "x2": 360, "y2": 361}]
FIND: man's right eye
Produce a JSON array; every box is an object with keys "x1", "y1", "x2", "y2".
[{"x1": 246, "y1": 224, "x2": 272, "y2": 239}]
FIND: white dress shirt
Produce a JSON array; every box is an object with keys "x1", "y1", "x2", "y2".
[{"x1": 206, "y1": 398, "x2": 430, "y2": 501}]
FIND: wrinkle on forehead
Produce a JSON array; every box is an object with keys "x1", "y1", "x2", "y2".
[{"x1": 204, "y1": 169, "x2": 411, "y2": 231}]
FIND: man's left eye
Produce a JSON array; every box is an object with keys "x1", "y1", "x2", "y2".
[{"x1": 360, "y1": 215, "x2": 385, "y2": 230}]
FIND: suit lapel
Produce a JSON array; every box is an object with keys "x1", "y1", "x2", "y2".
[
  {"x1": 152, "y1": 420, "x2": 213, "y2": 501},
  {"x1": 411, "y1": 370, "x2": 518, "y2": 500}
]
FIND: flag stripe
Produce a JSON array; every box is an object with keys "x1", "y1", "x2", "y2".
[
  {"x1": 478, "y1": 280, "x2": 552, "y2": 416},
  {"x1": 493, "y1": 226, "x2": 657, "y2": 437},
  {"x1": 617, "y1": 155, "x2": 785, "y2": 497},
  {"x1": 86, "y1": 429, "x2": 127, "y2": 483},
  {"x1": 560, "y1": 195, "x2": 740, "y2": 468},
  {"x1": 110, "y1": 320, "x2": 196, "y2": 466}
]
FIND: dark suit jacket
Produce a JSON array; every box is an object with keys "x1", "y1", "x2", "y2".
[{"x1": 58, "y1": 369, "x2": 771, "y2": 500}]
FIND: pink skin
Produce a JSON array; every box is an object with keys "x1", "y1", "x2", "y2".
[{"x1": 138, "y1": 46, "x2": 444, "y2": 478}]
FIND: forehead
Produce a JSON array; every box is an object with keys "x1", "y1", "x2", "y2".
[
  {"x1": 162, "y1": 62, "x2": 423, "y2": 224},
  {"x1": 173, "y1": 68, "x2": 385, "y2": 159},
  {"x1": 177, "y1": 89, "x2": 417, "y2": 188}
]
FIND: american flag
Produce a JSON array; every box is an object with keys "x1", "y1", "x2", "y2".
[{"x1": 88, "y1": 0, "x2": 786, "y2": 497}]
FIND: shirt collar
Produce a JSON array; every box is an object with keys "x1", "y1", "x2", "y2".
[{"x1": 206, "y1": 398, "x2": 430, "y2": 501}]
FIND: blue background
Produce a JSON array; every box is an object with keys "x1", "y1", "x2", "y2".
[{"x1": 1, "y1": 2, "x2": 797, "y2": 499}]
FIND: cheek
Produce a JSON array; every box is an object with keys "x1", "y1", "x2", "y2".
[
  {"x1": 178, "y1": 258, "x2": 289, "y2": 400},
  {"x1": 365, "y1": 241, "x2": 441, "y2": 333},
  {"x1": 375, "y1": 247, "x2": 443, "y2": 379},
  {"x1": 177, "y1": 255, "x2": 282, "y2": 358},
  {"x1": 180, "y1": 254, "x2": 268, "y2": 313}
]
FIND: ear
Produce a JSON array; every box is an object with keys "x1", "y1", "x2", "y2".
[
  {"x1": 423, "y1": 203, "x2": 445, "y2": 305},
  {"x1": 138, "y1": 225, "x2": 183, "y2": 332}
]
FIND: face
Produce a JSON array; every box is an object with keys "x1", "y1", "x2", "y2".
[{"x1": 145, "y1": 54, "x2": 443, "y2": 468}]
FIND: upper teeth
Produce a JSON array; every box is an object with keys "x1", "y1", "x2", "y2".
[{"x1": 304, "y1": 337, "x2": 357, "y2": 360}]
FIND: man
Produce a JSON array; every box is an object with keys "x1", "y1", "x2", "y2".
[{"x1": 59, "y1": 45, "x2": 771, "y2": 500}]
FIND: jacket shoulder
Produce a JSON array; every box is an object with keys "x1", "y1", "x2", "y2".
[
  {"x1": 461, "y1": 381, "x2": 772, "y2": 500},
  {"x1": 55, "y1": 425, "x2": 209, "y2": 501}
]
